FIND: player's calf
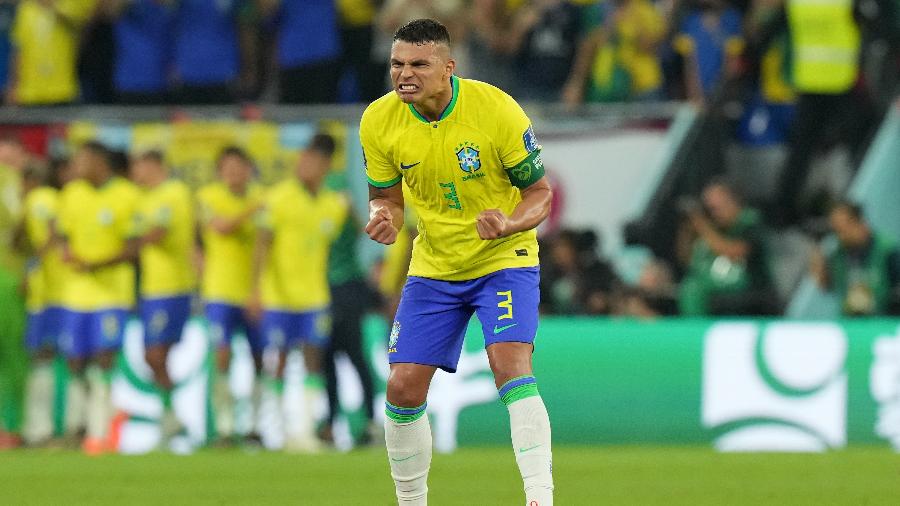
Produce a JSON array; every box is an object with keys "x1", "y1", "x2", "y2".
[{"x1": 499, "y1": 375, "x2": 554, "y2": 506}]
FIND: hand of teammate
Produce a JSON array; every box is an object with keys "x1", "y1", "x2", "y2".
[
  {"x1": 365, "y1": 207, "x2": 398, "y2": 245},
  {"x1": 476, "y1": 209, "x2": 511, "y2": 240},
  {"x1": 245, "y1": 290, "x2": 263, "y2": 323}
]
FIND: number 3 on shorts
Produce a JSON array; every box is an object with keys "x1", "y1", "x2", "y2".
[{"x1": 497, "y1": 290, "x2": 513, "y2": 320}]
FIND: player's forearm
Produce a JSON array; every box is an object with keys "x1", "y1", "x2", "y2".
[
  {"x1": 250, "y1": 232, "x2": 272, "y2": 295},
  {"x1": 140, "y1": 227, "x2": 167, "y2": 247},
  {"x1": 506, "y1": 182, "x2": 552, "y2": 235},
  {"x1": 87, "y1": 239, "x2": 140, "y2": 270}
]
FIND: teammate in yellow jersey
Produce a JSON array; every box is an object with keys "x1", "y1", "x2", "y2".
[
  {"x1": 362, "y1": 20, "x2": 554, "y2": 505},
  {"x1": 196, "y1": 147, "x2": 263, "y2": 443},
  {"x1": 249, "y1": 133, "x2": 349, "y2": 452},
  {"x1": 19, "y1": 158, "x2": 74, "y2": 446},
  {"x1": 57, "y1": 141, "x2": 141, "y2": 455},
  {"x1": 131, "y1": 151, "x2": 195, "y2": 444}
]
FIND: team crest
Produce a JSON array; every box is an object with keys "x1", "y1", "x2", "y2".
[
  {"x1": 388, "y1": 321, "x2": 401, "y2": 353},
  {"x1": 455, "y1": 142, "x2": 481, "y2": 173}
]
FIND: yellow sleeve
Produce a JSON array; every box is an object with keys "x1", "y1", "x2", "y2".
[
  {"x1": 55, "y1": 0, "x2": 97, "y2": 26},
  {"x1": 495, "y1": 92, "x2": 537, "y2": 168},
  {"x1": 360, "y1": 108, "x2": 400, "y2": 188}
]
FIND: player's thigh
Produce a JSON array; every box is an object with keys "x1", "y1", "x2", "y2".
[
  {"x1": 89, "y1": 309, "x2": 128, "y2": 355},
  {"x1": 59, "y1": 310, "x2": 92, "y2": 360},
  {"x1": 390, "y1": 277, "x2": 473, "y2": 374},
  {"x1": 291, "y1": 309, "x2": 330, "y2": 349},
  {"x1": 205, "y1": 302, "x2": 240, "y2": 349},
  {"x1": 473, "y1": 268, "x2": 540, "y2": 348},
  {"x1": 142, "y1": 295, "x2": 191, "y2": 347},
  {"x1": 260, "y1": 310, "x2": 299, "y2": 351}
]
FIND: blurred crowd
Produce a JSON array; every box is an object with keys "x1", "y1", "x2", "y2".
[{"x1": 0, "y1": 0, "x2": 894, "y2": 107}]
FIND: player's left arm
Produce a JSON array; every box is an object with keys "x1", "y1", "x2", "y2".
[{"x1": 476, "y1": 176, "x2": 552, "y2": 240}]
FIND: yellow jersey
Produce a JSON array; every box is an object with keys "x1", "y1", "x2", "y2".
[
  {"x1": 58, "y1": 177, "x2": 140, "y2": 311},
  {"x1": 360, "y1": 75, "x2": 544, "y2": 281},
  {"x1": 23, "y1": 186, "x2": 68, "y2": 310},
  {"x1": 196, "y1": 182, "x2": 261, "y2": 306},
  {"x1": 137, "y1": 180, "x2": 195, "y2": 298},
  {"x1": 259, "y1": 179, "x2": 349, "y2": 311},
  {"x1": 11, "y1": 0, "x2": 94, "y2": 105}
]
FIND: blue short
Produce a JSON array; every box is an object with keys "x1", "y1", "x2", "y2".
[
  {"x1": 25, "y1": 306, "x2": 65, "y2": 352},
  {"x1": 390, "y1": 267, "x2": 540, "y2": 373},
  {"x1": 205, "y1": 302, "x2": 263, "y2": 355},
  {"x1": 141, "y1": 295, "x2": 192, "y2": 347},
  {"x1": 59, "y1": 308, "x2": 129, "y2": 359},
  {"x1": 261, "y1": 309, "x2": 330, "y2": 350}
]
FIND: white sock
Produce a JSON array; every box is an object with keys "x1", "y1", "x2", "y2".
[
  {"x1": 65, "y1": 374, "x2": 87, "y2": 436},
  {"x1": 23, "y1": 363, "x2": 55, "y2": 444},
  {"x1": 214, "y1": 374, "x2": 233, "y2": 438},
  {"x1": 85, "y1": 366, "x2": 112, "y2": 440},
  {"x1": 385, "y1": 405, "x2": 432, "y2": 505},
  {"x1": 507, "y1": 396, "x2": 554, "y2": 506},
  {"x1": 251, "y1": 375, "x2": 263, "y2": 431}
]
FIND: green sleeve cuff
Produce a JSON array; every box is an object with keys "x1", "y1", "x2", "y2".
[
  {"x1": 505, "y1": 149, "x2": 545, "y2": 189},
  {"x1": 367, "y1": 174, "x2": 402, "y2": 188}
]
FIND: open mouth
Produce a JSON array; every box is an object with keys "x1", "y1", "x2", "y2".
[{"x1": 397, "y1": 83, "x2": 418, "y2": 93}]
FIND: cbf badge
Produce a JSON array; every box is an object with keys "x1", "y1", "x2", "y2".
[
  {"x1": 388, "y1": 321, "x2": 401, "y2": 353},
  {"x1": 455, "y1": 142, "x2": 481, "y2": 173}
]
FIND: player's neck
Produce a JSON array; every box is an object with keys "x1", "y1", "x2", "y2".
[
  {"x1": 412, "y1": 79, "x2": 454, "y2": 122},
  {"x1": 90, "y1": 173, "x2": 113, "y2": 188}
]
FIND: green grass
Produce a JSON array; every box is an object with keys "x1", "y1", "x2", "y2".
[{"x1": 2, "y1": 446, "x2": 900, "y2": 505}]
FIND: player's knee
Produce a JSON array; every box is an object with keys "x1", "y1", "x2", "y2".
[
  {"x1": 386, "y1": 371, "x2": 428, "y2": 407},
  {"x1": 144, "y1": 347, "x2": 166, "y2": 371}
]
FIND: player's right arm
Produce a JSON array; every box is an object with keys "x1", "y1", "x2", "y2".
[
  {"x1": 247, "y1": 196, "x2": 273, "y2": 322},
  {"x1": 360, "y1": 106, "x2": 405, "y2": 245}
]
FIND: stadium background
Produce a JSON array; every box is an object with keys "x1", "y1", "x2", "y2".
[{"x1": 0, "y1": 0, "x2": 898, "y2": 504}]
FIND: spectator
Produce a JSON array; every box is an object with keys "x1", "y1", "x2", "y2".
[
  {"x1": 615, "y1": 258, "x2": 679, "y2": 318},
  {"x1": 376, "y1": 0, "x2": 469, "y2": 76},
  {"x1": 811, "y1": 201, "x2": 900, "y2": 316},
  {"x1": 336, "y1": 0, "x2": 388, "y2": 102},
  {"x1": 467, "y1": 0, "x2": 521, "y2": 90},
  {"x1": 539, "y1": 229, "x2": 620, "y2": 315},
  {"x1": 261, "y1": 0, "x2": 342, "y2": 104},
  {"x1": 173, "y1": 0, "x2": 247, "y2": 104},
  {"x1": 672, "y1": 0, "x2": 744, "y2": 103},
  {"x1": 0, "y1": 1, "x2": 15, "y2": 95},
  {"x1": 563, "y1": 0, "x2": 666, "y2": 105},
  {"x1": 501, "y1": 0, "x2": 581, "y2": 101},
  {"x1": 676, "y1": 180, "x2": 778, "y2": 315},
  {"x1": 8, "y1": 0, "x2": 95, "y2": 106},
  {"x1": 79, "y1": 4, "x2": 116, "y2": 104},
  {"x1": 770, "y1": 0, "x2": 875, "y2": 226},
  {"x1": 102, "y1": 0, "x2": 175, "y2": 105}
]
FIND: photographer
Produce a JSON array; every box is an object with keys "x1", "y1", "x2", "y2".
[{"x1": 676, "y1": 180, "x2": 778, "y2": 316}]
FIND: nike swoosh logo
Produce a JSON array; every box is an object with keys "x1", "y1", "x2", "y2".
[
  {"x1": 390, "y1": 452, "x2": 420, "y2": 462},
  {"x1": 400, "y1": 161, "x2": 421, "y2": 170},
  {"x1": 518, "y1": 444, "x2": 542, "y2": 453},
  {"x1": 494, "y1": 323, "x2": 518, "y2": 334}
]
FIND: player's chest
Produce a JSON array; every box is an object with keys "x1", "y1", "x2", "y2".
[
  {"x1": 275, "y1": 197, "x2": 338, "y2": 238},
  {"x1": 393, "y1": 123, "x2": 498, "y2": 185},
  {"x1": 78, "y1": 193, "x2": 129, "y2": 232}
]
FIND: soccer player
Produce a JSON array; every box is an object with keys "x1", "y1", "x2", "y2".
[
  {"x1": 131, "y1": 151, "x2": 194, "y2": 441},
  {"x1": 249, "y1": 133, "x2": 348, "y2": 451},
  {"x1": 20, "y1": 159, "x2": 73, "y2": 445},
  {"x1": 58, "y1": 141, "x2": 141, "y2": 454},
  {"x1": 361, "y1": 19, "x2": 555, "y2": 505},
  {"x1": 196, "y1": 147, "x2": 263, "y2": 442}
]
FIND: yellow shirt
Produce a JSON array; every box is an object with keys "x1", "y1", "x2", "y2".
[
  {"x1": 614, "y1": 0, "x2": 665, "y2": 94},
  {"x1": 23, "y1": 186, "x2": 68, "y2": 310},
  {"x1": 58, "y1": 178, "x2": 140, "y2": 311},
  {"x1": 259, "y1": 179, "x2": 348, "y2": 311},
  {"x1": 196, "y1": 182, "x2": 261, "y2": 306},
  {"x1": 11, "y1": 1, "x2": 94, "y2": 105},
  {"x1": 336, "y1": 0, "x2": 376, "y2": 27},
  {"x1": 137, "y1": 180, "x2": 195, "y2": 298},
  {"x1": 361, "y1": 76, "x2": 543, "y2": 281}
]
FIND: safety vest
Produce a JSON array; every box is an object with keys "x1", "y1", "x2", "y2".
[{"x1": 787, "y1": 0, "x2": 860, "y2": 93}]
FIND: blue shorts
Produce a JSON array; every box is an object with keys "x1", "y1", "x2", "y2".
[
  {"x1": 205, "y1": 302, "x2": 263, "y2": 355},
  {"x1": 390, "y1": 267, "x2": 540, "y2": 373},
  {"x1": 261, "y1": 309, "x2": 330, "y2": 350},
  {"x1": 25, "y1": 306, "x2": 65, "y2": 352},
  {"x1": 141, "y1": 295, "x2": 191, "y2": 347},
  {"x1": 59, "y1": 308, "x2": 129, "y2": 359}
]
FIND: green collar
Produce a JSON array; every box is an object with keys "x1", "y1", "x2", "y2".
[{"x1": 408, "y1": 75, "x2": 459, "y2": 124}]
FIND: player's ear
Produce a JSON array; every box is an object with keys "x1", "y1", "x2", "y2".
[{"x1": 445, "y1": 58, "x2": 456, "y2": 79}]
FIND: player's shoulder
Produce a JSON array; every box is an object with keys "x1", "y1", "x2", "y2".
[
  {"x1": 361, "y1": 91, "x2": 408, "y2": 135},
  {"x1": 457, "y1": 77, "x2": 520, "y2": 107},
  {"x1": 27, "y1": 186, "x2": 57, "y2": 207},
  {"x1": 60, "y1": 179, "x2": 90, "y2": 201},
  {"x1": 164, "y1": 179, "x2": 192, "y2": 200}
]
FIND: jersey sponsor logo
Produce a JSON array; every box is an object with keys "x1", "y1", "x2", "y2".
[
  {"x1": 455, "y1": 141, "x2": 481, "y2": 173},
  {"x1": 400, "y1": 161, "x2": 421, "y2": 170},
  {"x1": 523, "y1": 125, "x2": 538, "y2": 153}
]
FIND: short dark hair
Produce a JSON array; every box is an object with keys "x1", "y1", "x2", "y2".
[
  {"x1": 393, "y1": 18, "x2": 451, "y2": 46},
  {"x1": 81, "y1": 140, "x2": 113, "y2": 170},
  {"x1": 216, "y1": 145, "x2": 252, "y2": 167},
  {"x1": 307, "y1": 133, "x2": 336, "y2": 158},
  {"x1": 136, "y1": 149, "x2": 165, "y2": 165},
  {"x1": 108, "y1": 150, "x2": 130, "y2": 176},
  {"x1": 831, "y1": 200, "x2": 865, "y2": 221}
]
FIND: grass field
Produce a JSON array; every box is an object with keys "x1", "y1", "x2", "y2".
[{"x1": 2, "y1": 446, "x2": 900, "y2": 505}]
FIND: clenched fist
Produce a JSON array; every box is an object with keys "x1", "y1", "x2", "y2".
[
  {"x1": 476, "y1": 209, "x2": 511, "y2": 240},
  {"x1": 366, "y1": 206, "x2": 399, "y2": 245}
]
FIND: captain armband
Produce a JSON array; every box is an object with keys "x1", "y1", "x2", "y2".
[{"x1": 504, "y1": 149, "x2": 545, "y2": 189}]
